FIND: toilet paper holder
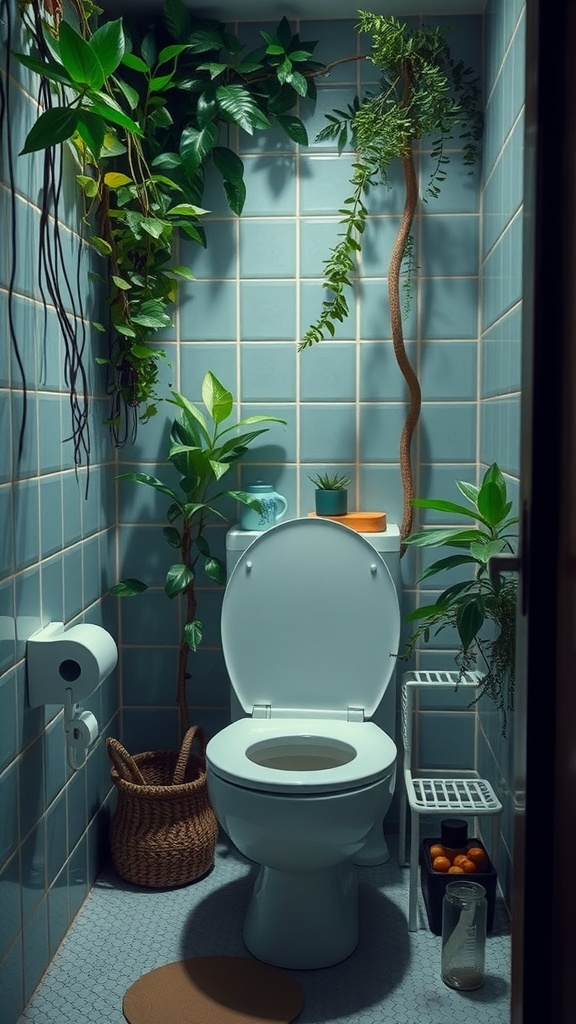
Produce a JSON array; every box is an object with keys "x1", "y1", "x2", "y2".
[{"x1": 26, "y1": 621, "x2": 118, "y2": 770}]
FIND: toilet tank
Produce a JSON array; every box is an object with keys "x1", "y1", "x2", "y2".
[{"x1": 224, "y1": 523, "x2": 401, "y2": 732}]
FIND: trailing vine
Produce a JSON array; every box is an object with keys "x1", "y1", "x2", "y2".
[
  {"x1": 11, "y1": 0, "x2": 323, "y2": 449},
  {"x1": 299, "y1": 13, "x2": 483, "y2": 549},
  {"x1": 2, "y1": 0, "x2": 92, "y2": 475}
]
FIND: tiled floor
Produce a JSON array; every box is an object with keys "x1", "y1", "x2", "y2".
[{"x1": 17, "y1": 835, "x2": 511, "y2": 1024}]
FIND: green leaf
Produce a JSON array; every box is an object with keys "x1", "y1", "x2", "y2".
[
  {"x1": 149, "y1": 72, "x2": 175, "y2": 93},
  {"x1": 165, "y1": 563, "x2": 194, "y2": 598},
  {"x1": 456, "y1": 597, "x2": 485, "y2": 650},
  {"x1": 115, "y1": 77, "x2": 140, "y2": 111},
  {"x1": 276, "y1": 113, "x2": 308, "y2": 145},
  {"x1": 130, "y1": 343, "x2": 167, "y2": 359},
  {"x1": 167, "y1": 392, "x2": 210, "y2": 442},
  {"x1": 121, "y1": 52, "x2": 149, "y2": 72},
  {"x1": 180, "y1": 123, "x2": 218, "y2": 174},
  {"x1": 20, "y1": 108, "x2": 79, "y2": 155},
  {"x1": 158, "y1": 43, "x2": 190, "y2": 64},
  {"x1": 76, "y1": 111, "x2": 106, "y2": 161},
  {"x1": 231, "y1": 414, "x2": 286, "y2": 429},
  {"x1": 288, "y1": 70, "x2": 308, "y2": 97},
  {"x1": 118, "y1": 471, "x2": 181, "y2": 505},
  {"x1": 12, "y1": 52, "x2": 72, "y2": 87},
  {"x1": 222, "y1": 178, "x2": 246, "y2": 216},
  {"x1": 436, "y1": 580, "x2": 479, "y2": 606},
  {"x1": 212, "y1": 146, "x2": 244, "y2": 184},
  {"x1": 109, "y1": 578, "x2": 148, "y2": 596},
  {"x1": 455, "y1": 479, "x2": 480, "y2": 505},
  {"x1": 89, "y1": 236, "x2": 113, "y2": 256},
  {"x1": 104, "y1": 171, "x2": 132, "y2": 188},
  {"x1": 112, "y1": 275, "x2": 131, "y2": 290},
  {"x1": 167, "y1": 203, "x2": 208, "y2": 217},
  {"x1": 183, "y1": 619, "x2": 203, "y2": 652},
  {"x1": 167, "y1": 265, "x2": 195, "y2": 280},
  {"x1": 215, "y1": 85, "x2": 271, "y2": 134},
  {"x1": 204, "y1": 556, "x2": 226, "y2": 585},
  {"x1": 469, "y1": 538, "x2": 506, "y2": 563},
  {"x1": 403, "y1": 528, "x2": 487, "y2": 548},
  {"x1": 163, "y1": 526, "x2": 181, "y2": 548},
  {"x1": 411, "y1": 497, "x2": 482, "y2": 521},
  {"x1": 164, "y1": 0, "x2": 191, "y2": 39},
  {"x1": 58, "y1": 21, "x2": 105, "y2": 90},
  {"x1": 141, "y1": 32, "x2": 157, "y2": 68},
  {"x1": 417, "y1": 554, "x2": 478, "y2": 582},
  {"x1": 202, "y1": 371, "x2": 233, "y2": 423},
  {"x1": 115, "y1": 324, "x2": 137, "y2": 338},
  {"x1": 131, "y1": 311, "x2": 170, "y2": 328},
  {"x1": 87, "y1": 96, "x2": 144, "y2": 136},
  {"x1": 140, "y1": 217, "x2": 166, "y2": 238},
  {"x1": 209, "y1": 460, "x2": 231, "y2": 481},
  {"x1": 89, "y1": 19, "x2": 125, "y2": 79},
  {"x1": 197, "y1": 61, "x2": 228, "y2": 79},
  {"x1": 76, "y1": 174, "x2": 99, "y2": 198},
  {"x1": 406, "y1": 602, "x2": 449, "y2": 623},
  {"x1": 188, "y1": 28, "x2": 225, "y2": 53},
  {"x1": 477, "y1": 480, "x2": 507, "y2": 527}
]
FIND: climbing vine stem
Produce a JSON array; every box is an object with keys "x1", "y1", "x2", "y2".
[{"x1": 299, "y1": 12, "x2": 483, "y2": 550}]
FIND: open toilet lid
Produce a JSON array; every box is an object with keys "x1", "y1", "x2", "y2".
[{"x1": 221, "y1": 518, "x2": 400, "y2": 718}]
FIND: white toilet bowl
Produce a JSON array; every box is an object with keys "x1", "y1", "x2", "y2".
[{"x1": 205, "y1": 518, "x2": 401, "y2": 969}]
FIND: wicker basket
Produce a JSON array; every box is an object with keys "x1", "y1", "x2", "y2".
[{"x1": 106, "y1": 725, "x2": 219, "y2": 888}]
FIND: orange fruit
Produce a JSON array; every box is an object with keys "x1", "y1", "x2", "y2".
[
  {"x1": 453, "y1": 854, "x2": 469, "y2": 867},
  {"x1": 466, "y1": 847, "x2": 488, "y2": 869},
  {"x1": 432, "y1": 856, "x2": 451, "y2": 873},
  {"x1": 460, "y1": 858, "x2": 477, "y2": 873},
  {"x1": 448, "y1": 865, "x2": 465, "y2": 874},
  {"x1": 429, "y1": 844, "x2": 447, "y2": 861}
]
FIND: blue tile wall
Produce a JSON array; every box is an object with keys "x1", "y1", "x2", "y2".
[
  {"x1": 478, "y1": 0, "x2": 525, "y2": 909},
  {"x1": 0, "y1": 4, "x2": 120, "y2": 1018},
  {"x1": 1, "y1": 4, "x2": 527, "y2": 1016}
]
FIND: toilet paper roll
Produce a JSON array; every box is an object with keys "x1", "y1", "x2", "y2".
[
  {"x1": 68, "y1": 710, "x2": 99, "y2": 750},
  {"x1": 27, "y1": 622, "x2": 118, "y2": 707}
]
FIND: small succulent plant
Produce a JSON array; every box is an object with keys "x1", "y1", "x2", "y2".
[{"x1": 309, "y1": 471, "x2": 351, "y2": 490}]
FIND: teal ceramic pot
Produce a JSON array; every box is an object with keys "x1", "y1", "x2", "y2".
[
  {"x1": 240, "y1": 482, "x2": 288, "y2": 531},
  {"x1": 314, "y1": 489, "x2": 348, "y2": 516}
]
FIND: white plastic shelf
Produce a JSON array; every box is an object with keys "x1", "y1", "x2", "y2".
[{"x1": 399, "y1": 669, "x2": 503, "y2": 932}]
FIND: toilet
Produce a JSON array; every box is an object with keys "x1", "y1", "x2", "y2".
[{"x1": 205, "y1": 517, "x2": 401, "y2": 969}]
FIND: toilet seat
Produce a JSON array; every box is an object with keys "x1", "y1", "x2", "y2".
[
  {"x1": 207, "y1": 718, "x2": 397, "y2": 794},
  {"x1": 221, "y1": 518, "x2": 400, "y2": 719}
]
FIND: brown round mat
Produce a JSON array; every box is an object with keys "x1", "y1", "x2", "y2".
[{"x1": 123, "y1": 955, "x2": 304, "y2": 1024}]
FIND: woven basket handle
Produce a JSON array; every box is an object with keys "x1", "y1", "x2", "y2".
[
  {"x1": 106, "y1": 737, "x2": 146, "y2": 785},
  {"x1": 172, "y1": 725, "x2": 206, "y2": 785}
]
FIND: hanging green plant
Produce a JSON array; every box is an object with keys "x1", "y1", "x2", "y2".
[
  {"x1": 298, "y1": 12, "x2": 483, "y2": 547},
  {"x1": 12, "y1": 0, "x2": 323, "y2": 449}
]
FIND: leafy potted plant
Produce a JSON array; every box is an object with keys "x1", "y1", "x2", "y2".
[
  {"x1": 110, "y1": 371, "x2": 286, "y2": 740},
  {"x1": 402, "y1": 463, "x2": 518, "y2": 735},
  {"x1": 309, "y1": 471, "x2": 351, "y2": 517}
]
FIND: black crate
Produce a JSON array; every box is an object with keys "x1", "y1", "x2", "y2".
[{"x1": 419, "y1": 837, "x2": 497, "y2": 935}]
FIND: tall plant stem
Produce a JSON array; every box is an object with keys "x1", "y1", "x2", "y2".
[
  {"x1": 389, "y1": 146, "x2": 420, "y2": 550},
  {"x1": 387, "y1": 65, "x2": 421, "y2": 552},
  {"x1": 176, "y1": 522, "x2": 195, "y2": 740}
]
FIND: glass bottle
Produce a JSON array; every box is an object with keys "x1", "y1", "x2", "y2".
[{"x1": 441, "y1": 880, "x2": 487, "y2": 990}]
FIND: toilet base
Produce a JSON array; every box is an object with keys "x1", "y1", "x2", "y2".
[
  {"x1": 352, "y1": 820, "x2": 390, "y2": 865},
  {"x1": 243, "y1": 861, "x2": 359, "y2": 969}
]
